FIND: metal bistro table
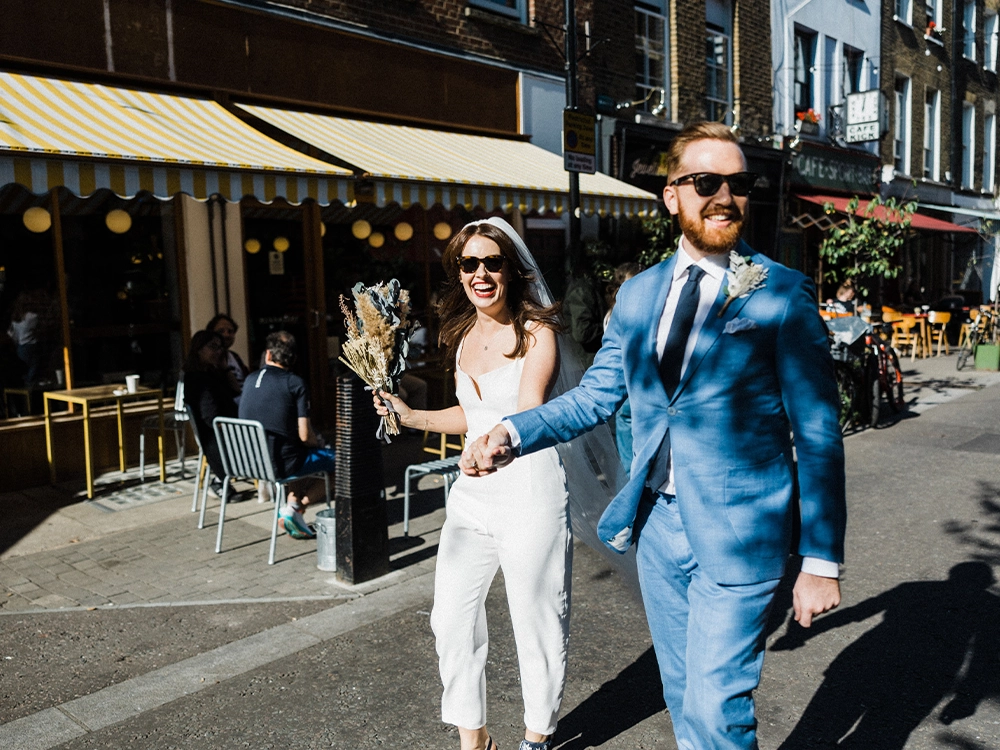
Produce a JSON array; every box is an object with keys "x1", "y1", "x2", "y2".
[{"x1": 43, "y1": 385, "x2": 165, "y2": 499}]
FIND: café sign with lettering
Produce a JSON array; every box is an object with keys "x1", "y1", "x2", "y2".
[{"x1": 790, "y1": 142, "x2": 879, "y2": 194}]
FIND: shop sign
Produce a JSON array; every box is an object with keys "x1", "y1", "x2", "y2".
[
  {"x1": 563, "y1": 110, "x2": 596, "y2": 174},
  {"x1": 845, "y1": 90, "x2": 888, "y2": 144},
  {"x1": 269, "y1": 251, "x2": 285, "y2": 275},
  {"x1": 791, "y1": 143, "x2": 878, "y2": 193}
]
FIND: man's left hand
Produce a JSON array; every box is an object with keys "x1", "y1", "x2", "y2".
[{"x1": 792, "y1": 572, "x2": 840, "y2": 628}]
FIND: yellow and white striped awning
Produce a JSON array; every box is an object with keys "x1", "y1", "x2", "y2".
[
  {"x1": 236, "y1": 104, "x2": 659, "y2": 217},
  {"x1": 0, "y1": 71, "x2": 352, "y2": 203}
]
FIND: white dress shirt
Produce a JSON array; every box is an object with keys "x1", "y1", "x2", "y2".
[{"x1": 503, "y1": 238, "x2": 839, "y2": 578}]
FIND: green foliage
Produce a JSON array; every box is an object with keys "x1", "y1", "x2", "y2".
[
  {"x1": 818, "y1": 195, "x2": 916, "y2": 298},
  {"x1": 583, "y1": 237, "x2": 614, "y2": 282},
  {"x1": 637, "y1": 215, "x2": 678, "y2": 267}
]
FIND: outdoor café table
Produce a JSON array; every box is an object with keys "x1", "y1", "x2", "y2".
[
  {"x1": 903, "y1": 314, "x2": 932, "y2": 358},
  {"x1": 43, "y1": 385, "x2": 165, "y2": 499}
]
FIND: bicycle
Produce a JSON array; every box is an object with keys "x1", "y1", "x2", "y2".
[{"x1": 956, "y1": 308, "x2": 996, "y2": 371}]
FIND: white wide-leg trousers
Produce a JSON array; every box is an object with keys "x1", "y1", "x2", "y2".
[{"x1": 430, "y1": 477, "x2": 572, "y2": 735}]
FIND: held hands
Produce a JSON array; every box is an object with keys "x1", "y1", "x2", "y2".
[
  {"x1": 459, "y1": 424, "x2": 515, "y2": 476},
  {"x1": 792, "y1": 571, "x2": 841, "y2": 628}
]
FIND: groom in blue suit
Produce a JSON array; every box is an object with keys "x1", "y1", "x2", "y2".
[{"x1": 463, "y1": 122, "x2": 846, "y2": 749}]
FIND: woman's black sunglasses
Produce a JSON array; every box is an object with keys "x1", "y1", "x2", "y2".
[
  {"x1": 457, "y1": 255, "x2": 506, "y2": 274},
  {"x1": 669, "y1": 172, "x2": 758, "y2": 197}
]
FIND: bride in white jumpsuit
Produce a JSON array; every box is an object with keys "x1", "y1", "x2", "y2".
[{"x1": 376, "y1": 217, "x2": 570, "y2": 750}]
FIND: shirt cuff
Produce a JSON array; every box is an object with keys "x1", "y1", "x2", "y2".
[
  {"x1": 800, "y1": 556, "x2": 840, "y2": 579},
  {"x1": 501, "y1": 418, "x2": 521, "y2": 450}
]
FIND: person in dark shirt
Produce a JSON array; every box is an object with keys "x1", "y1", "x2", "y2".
[
  {"x1": 182, "y1": 330, "x2": 239, "y2": 495},
  {"x1": 239, "y1": 330, "x2": 335, "y2": 539},
  {"x1": 207, "y1": 313, "x2": 249, "y2": 402}
]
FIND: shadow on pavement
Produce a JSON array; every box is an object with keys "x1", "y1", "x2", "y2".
[
  {"x1": 771, "y1": 562, "x2": 1000, "y2": 749},
  {"x1": 552, "y1": 647, "x2": 666, "y2": 749}
]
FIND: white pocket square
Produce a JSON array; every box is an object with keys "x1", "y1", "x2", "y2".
[{"x1": 724, "y1": 318, "x2": 758, "y2": 334}]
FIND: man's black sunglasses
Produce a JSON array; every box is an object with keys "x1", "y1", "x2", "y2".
[
  {"x1": 669, "y1": 172, "x2": 758, "y2": 197},
  {"x1": 457, "y1": 255, "x2": 506, "y2": 274}
]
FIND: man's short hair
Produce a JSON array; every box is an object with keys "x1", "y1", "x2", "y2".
[
  {"x1": 664, "y1": 122, "x2": 740, "y2": 183},
  {"x1": 207, "y1": 313, "x2": 237, "y2": 333},
  {"x1": 266, "y1": 330, "x2": 297, "y2": 368}
]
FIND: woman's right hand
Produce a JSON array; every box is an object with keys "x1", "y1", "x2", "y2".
[{"x1": 372, "y1": 390, "x2": 414, "y2": 427}]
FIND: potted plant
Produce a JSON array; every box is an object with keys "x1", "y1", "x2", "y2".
[{"x1": 796, "y1": 108, "x2": 821, "y2": 135}]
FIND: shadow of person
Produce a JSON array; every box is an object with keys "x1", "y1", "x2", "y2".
[
  {"x1": 773, "y1": 562, "x2": 1000, "y2": 750},
  {"x1": 552, "y1": 647, "x2": 666, "y2": 749}
]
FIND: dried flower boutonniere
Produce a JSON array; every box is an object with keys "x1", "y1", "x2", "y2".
[{"x1": 719, "y1": 251, "x2": 768, "y2": 317}]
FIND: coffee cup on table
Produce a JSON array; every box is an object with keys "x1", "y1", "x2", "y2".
[
  {"x1": 125, "y1": 374, "x2": 140, "y2": 394},
  {"x1": 55, "y1": 369, "x2": 65, "y2": 386}
]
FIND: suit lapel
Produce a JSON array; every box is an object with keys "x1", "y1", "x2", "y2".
[{"x1": 670, "y1": 242, "x2": 758, "y2": 402}]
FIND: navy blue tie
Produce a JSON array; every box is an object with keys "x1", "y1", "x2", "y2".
[
  {"x1": 648, "y1": 265, "x2": 704, "y2": 491},
  {"x1": 659, "y1": 265, "x2": 705, "y2": 398}
]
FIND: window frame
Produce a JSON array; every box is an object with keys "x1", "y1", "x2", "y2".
[
  {"x1": 924, "y1": 0, "x2": 942, "y2": 29},
  {"x1": 986, "y1": 11, "x2": 999, "y2": 72},
  {"x1": 963, "y1": 0, "x2": 978, "y2": 60},
  {"x1": 467, "y1": 0, "x2": 527, "y2": 23},
  {"x1": 895, "y1": 75, "x2": 912, "y2": 175},
  {"x1": 706, "y1": 23, "x2": 733, "y2": 124},
  {"x1": 793, "y1": 26, "x2": 818, "y2": 117},
  {"x1": 984, "y1": 111, "x2": 997, "y2": 191},
  {"x1": 634, "y1": 2, "x2": 670, "y2": 117},
  {"x1": 924, "y1": 88, "x2": 940, "y2": 181},
  {"x1": 895, "y1": 0, "x2": 913, "y2": 25},
  {"x1": 962, "y1": 102, "x2": 976, "y2": 189}
]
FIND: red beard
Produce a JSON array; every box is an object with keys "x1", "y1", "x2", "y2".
[{"x1": 677, "y1": 202, "x2": 745, "y2": 255}]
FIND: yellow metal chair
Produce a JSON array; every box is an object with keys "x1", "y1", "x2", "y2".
[
  {"x1": 422, "y1": 430, "x2": 465, "y2": 460},
  {"x1": 958, "y1": 309, "x2": 980, "y2": 349}
]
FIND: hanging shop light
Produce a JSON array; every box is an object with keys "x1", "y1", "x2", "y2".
[
  {"x1": 273, "y1": 236, "x2": 290, "y2": 253},
  {"x1": 433, "y1": 222, "x2": 452, "y2": 241},
  {"x1": 244, "y1": 238, "x2": 262, "y2": 255},
  {"x1": 351, "y1": 219, "x2": 372, "y2": 239},
  {"x1": 105, "y1": 209, "x2": 132, "y2": 234},
  {"x1": 368, "y1": 231, "x2": 385, "y2": 248},
  {"x1": 22, "y1": 207, "x2": 52, "y2": 233},
  {"x1": 394, "y1": 222, "x2": 414, "y2": 242},
  {"x1": 320, "y1": 222, "x2": 327, "y2": 237}
]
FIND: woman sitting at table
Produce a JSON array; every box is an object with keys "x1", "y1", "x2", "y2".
[{"x1": 183, "y1": 330, "x2": 238, "y2": 495}]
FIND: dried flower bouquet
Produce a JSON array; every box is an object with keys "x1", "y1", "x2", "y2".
[{"x1": 339, "y1": 279, "x2": 418, "y2": 442}]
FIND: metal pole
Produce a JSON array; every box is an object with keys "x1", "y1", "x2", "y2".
[{"x1": 565, "y1": 0, "x2": 581, "y2": 273}]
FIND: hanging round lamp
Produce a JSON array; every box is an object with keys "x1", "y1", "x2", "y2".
[
  {"x1": 105, "y1": 209, "x2": 132, "y2": 234},
  {"x1": 23, "y1": 207, "x2": 52, "y2": 233},
  {"x1": 368, "y1": 231, "x2": 385, "y2": 248},
  {"x1": 244, "y1": 238, "x2": 262, "y2": 255},
  {"x1": 394, "y1": 221, "x2": 414, "y2": 241},
  {"x1": 273, "y1": 236, "x2": 290, "y2": 253},
  {"x1": 433, "y1": 221, "x2": 452, "y2": 241},
  {"x1": 351, "y1": 219, "x2": 372, "y2": 239}
]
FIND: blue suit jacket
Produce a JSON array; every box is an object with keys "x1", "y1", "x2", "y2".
[{"x1": 508, "y1": 241, "x2": 846, "y2": 585}]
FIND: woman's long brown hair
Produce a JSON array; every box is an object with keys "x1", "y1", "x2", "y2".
[{"x1": 436, "y1": 222, "x2": 561, "y2": 363}]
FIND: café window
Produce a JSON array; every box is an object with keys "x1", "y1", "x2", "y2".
[
  {"x1": 635, "y1": 1, "x2": 670, "y2": 116},
  {"x1": 468, "y1": 0, "x2": 526, "y2": 23},
  {"x1": 794, "y1": 27, "x2": 817, "y2": 117}
]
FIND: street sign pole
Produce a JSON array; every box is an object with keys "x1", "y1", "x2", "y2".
[{"x1": 565, "y1": 0, "x2": 581, "y2": 273}]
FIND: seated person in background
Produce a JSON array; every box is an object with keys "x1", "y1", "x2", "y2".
[
  {"x1": 239, "y1": 330, "x2": 335, "y2": 539},
  {"x1": 183, "y1": 330, "x2": 239, "y2": 496},
  {"x1": 207, "y1": 313, "x2": 249, "y2": 401},
  {"x1": 827, "y1": 282, "x2": 856, "y2": 313}
]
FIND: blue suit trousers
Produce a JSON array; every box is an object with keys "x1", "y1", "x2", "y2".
[{"x1": 635, "y1": 493, "x2": 781, "y2": 750}]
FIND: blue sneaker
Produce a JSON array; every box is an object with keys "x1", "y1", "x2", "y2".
[{"x1": 279, "y1": 506, "x2": 315, "y2": 539}]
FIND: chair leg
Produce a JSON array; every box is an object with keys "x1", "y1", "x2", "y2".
[
  {"x1": 269, "y1": 483, "x2": 284, "y2": 565},
  {"x1": 403, "y1": 467, "x2": 413, "y2": 537},
  {"x1": 324, "y1": 472, "x2": 332, "y2": 511},
  {"x1": 198, "y1": 461, "x2": 211, "y2": 529},
  {"x1": 215, "y1": 475, "x2": 231, "y2": 553},
  {"x1": 139, "y1": 432, "x2": 146, "y2": 483},
  {"x1": 192, "y1": 452, "x2": 205, "y2": 513},
  {"x1": 177, "y1": 430, "x2": 187, "y2": 479}
]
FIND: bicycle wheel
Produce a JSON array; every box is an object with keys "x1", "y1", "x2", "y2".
[
  {"x1": 883, "y1": 347, "x2": 905, "y2": 413},
  {"x1": 834, "y1": 363, "x2": 857, "y2": 433},
  {"x1": 956, "y1": 331, "x2": 978, "y2": 371}
]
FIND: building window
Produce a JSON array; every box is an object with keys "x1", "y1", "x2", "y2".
[
  {"x1": 924, "y1": 0, "x2": 941, "y2": 29},
  {"x1": 794, "y1": 28, "x2": 817, "y2": 117},
  {"x1": 843, "y1": 46, "x2": 864, "y2": 96},
  {"x1": 635, "y1": 2, "x2": 669, "y2": 115},
  {"x1": 896, "y1": 0, "x2": 912, "y2": 24},
  {"x1": 924, "y1": 89, "x2": 940, "y2": 180},
  {"x1": 962, "y1": 102, "x2": 976, "y2": 188},
  {"x1": 986, "y1": 11, "x2": 998, "y2": 71},
  {"x1": 984, "y1": 112, "x2": 996, "y2": 190},
  {"x1": 963, "y1": 0, "x2": 977, "y2": 60},
  {"x1": 468, "y1": 0, "x2": 526, "y2": 22},
  {"x1": 706, "y1": 25, "x2": 732, "y2": 123},
  {"x1": 895, "y1": 76, "x2": 911, "y2": 174}
]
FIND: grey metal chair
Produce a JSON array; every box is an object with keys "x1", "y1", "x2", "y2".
[
  {"x1": 403, "y1": 455, "x2": 461, "y2": 536},
  {"x1": 211, "y1": 417, "x2": 331, "y2": 564},
  {"x1": 140, "y1": 379, "x2": 188, "y2": 481}
]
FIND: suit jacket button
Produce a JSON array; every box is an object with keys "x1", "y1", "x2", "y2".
[{"x1": 667, "y1": 407, "x2": 677, "y2": 416}]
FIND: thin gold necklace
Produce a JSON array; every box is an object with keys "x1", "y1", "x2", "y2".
[{"x1": 476, "y1": 321, "x2": 508, "y2": 351}]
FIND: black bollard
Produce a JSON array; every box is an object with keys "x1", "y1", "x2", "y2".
[{"x1": 334, "y1": 373, "x2": 390, "y2": 584}]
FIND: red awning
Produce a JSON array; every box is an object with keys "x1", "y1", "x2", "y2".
[{"x1": 797, "y1": 194, "x2": 978, "y2": 233}]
